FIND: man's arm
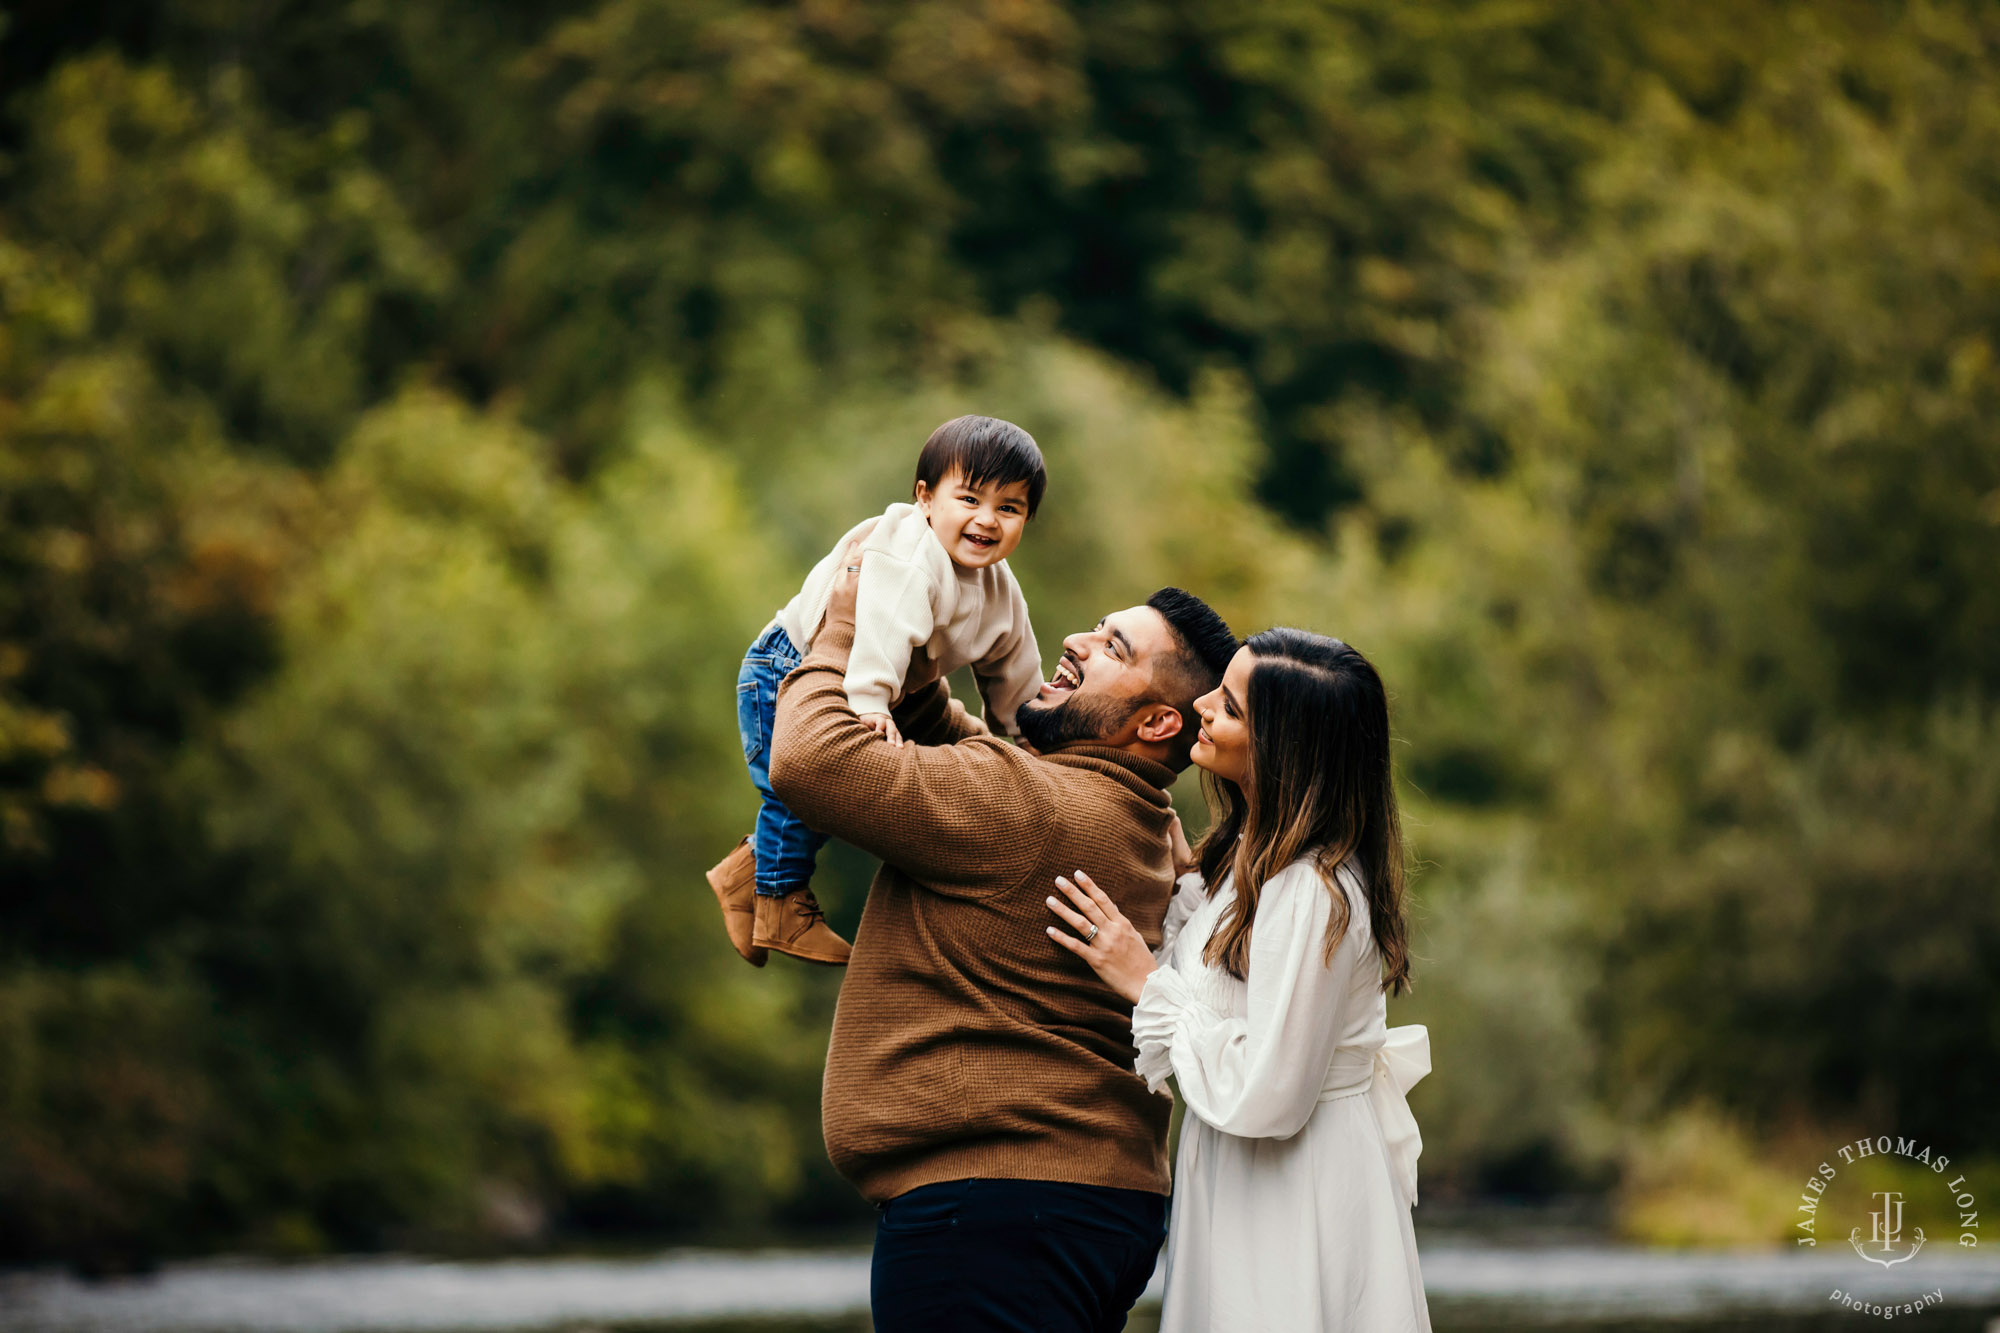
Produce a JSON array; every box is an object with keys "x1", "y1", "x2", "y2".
[
  {"x1": 888, "y1": 664, "x2": 988, "y2": 748},
  {"x1": 769, "y1": 556, "x2": 1049, "y2": 895}
]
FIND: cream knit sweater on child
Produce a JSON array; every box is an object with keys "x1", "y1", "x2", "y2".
[{"x1": 774, "y1": 503, "x2": 1044, "y2": 737}]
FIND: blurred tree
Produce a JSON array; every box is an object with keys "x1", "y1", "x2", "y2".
[
  {"x1": 1319, "y1": 0, "x2": 2000, "y2": 1167},
  {"x1": 181, "y1": 387, "x2": 830, "y2": 1247},
  {"x1": 2, "y1": 0, "x2": 1998, "y2": 1261}
]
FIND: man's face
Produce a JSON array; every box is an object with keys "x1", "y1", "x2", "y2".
[{"x1": 1016, "y1": 606, "x2": 1176, "y2": 753}]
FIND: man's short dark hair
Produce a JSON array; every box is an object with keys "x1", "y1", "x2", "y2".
[
  {"x1": 1146, "y1": 587, "x2": 1238, "y2": 771},
  {"x1": 913, "y1": 416, "x2": 1047, "y2": 517}
]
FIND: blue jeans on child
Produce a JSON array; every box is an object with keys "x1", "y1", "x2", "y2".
[{"x1": 737, "y1": 623, "x2": 831, "y2": 896}]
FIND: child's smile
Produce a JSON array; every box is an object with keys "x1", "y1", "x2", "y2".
[{"x1": 916, "y1": 469, "x2": 1032, "y2": 570}]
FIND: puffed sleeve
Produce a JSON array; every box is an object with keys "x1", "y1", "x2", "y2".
[
  {"x1": 1154, "y1": 871, "x2": 1207, "y2": 965},
  {"x1": 1131, "y1": 861, "x2": 1368, "y2": 1138}
]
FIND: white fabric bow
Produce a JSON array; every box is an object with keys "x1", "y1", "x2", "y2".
[{"x1": 1367, "y1": 1024, "x2": 1431, "y2": 1205}]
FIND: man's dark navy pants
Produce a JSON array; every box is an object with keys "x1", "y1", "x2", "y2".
[{"x1": 870, "y1": 1177, "x2": 1168, "y2": 1333}]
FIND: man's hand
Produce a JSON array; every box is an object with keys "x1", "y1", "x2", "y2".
[
  {"x1": 903, "y1": 646, "x2": 941, "y2": 696},
  {"x1": 818, "y1": 531, "x2": 869, "y2": 642},
  {"x1": 859, "y1": 711, "x2": 906, "y2": 748}
]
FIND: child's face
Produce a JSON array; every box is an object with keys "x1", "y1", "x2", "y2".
[{"x1": 915, "y1": 469, "x2": 1032, "y2": 569}]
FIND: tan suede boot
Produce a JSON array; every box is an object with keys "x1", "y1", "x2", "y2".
[
  {"x1": 705, "y1": 837, "x2": 767, "y2": 967},
  {"x1": 752, "y1": 887, "x2": 852, "y2": 965}
]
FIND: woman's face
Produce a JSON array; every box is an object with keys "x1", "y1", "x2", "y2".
[{"x1": 1190, "y1": 646, "x2": 1255, "y2": 788}]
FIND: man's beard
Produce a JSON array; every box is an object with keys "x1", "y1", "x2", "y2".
[{"x1": 1016, "y1": 689, "x2": 1142, "y2": 754}]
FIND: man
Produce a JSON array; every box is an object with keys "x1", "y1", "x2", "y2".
[{"x1": 767, "y1": 544, "x2": 1236, "y2": 1333}]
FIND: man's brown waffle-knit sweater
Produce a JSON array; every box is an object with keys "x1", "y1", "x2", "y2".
[{"x1": 769, "y1": 614, "x2": 1179, "y2": 1203}]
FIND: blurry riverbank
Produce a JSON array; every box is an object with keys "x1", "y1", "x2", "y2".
[{"x1": 7, "y1": 1235, "x2": 1999, "y2": 1333}]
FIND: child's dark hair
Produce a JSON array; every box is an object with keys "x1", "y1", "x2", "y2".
[{"x1": 913, "y1": 416, "x2": 1047, "y2": 517}]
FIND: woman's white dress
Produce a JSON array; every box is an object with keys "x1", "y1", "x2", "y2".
[{"x1": 1134, "y1": 857, "x2": 1432, "y2": 1332}]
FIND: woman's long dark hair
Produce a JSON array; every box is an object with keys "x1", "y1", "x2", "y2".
[{"x1": 1194, "y1": 627, "x2": 1412, "y2": 994}]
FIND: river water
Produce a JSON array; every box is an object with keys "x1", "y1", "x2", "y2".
[{"x1": 4, "y1": 1239, "x2": 1998, "y2": 1332}]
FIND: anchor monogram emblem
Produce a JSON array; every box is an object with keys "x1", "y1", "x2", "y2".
[{"x1": 1850, "y1": 1190, "x2": 1926, "y2": 1267}]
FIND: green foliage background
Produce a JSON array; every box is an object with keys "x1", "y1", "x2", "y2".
[{"x1": 2, "y1": 0, "x2": 1996, "y2": 1262}]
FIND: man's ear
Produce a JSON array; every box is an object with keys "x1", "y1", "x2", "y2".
[{"x1": 1134, "y1": 702, "x2": 1184, "y2": 745}]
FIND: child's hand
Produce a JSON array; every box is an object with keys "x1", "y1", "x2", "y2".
[{"x1": 859, "y1": 712, "x2": 905, "y2": 748}]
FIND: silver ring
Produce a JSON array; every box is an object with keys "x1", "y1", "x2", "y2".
[
  {"x1": 1084, "y1": 923, "x2": 1099, "y2": 944},
  {"x1": 845, "y1": 565, "x2": 861, "y2": 573}
]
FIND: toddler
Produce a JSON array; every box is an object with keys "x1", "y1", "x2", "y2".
[{"x1": 706, "y1": 415, "x2": 1047, "y2": 964}]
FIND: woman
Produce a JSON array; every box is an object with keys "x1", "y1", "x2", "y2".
[{"x1": 1046, "y1": 627, "x2": 1432, "y2": 1332}]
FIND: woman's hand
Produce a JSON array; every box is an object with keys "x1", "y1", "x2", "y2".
[
  {"x1": 1166, "y1": 810, "x2": 1194, "y2": 874},
  {"x1": 1046, "y1": 871, "x2": 1156, "y2": 1005}
]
